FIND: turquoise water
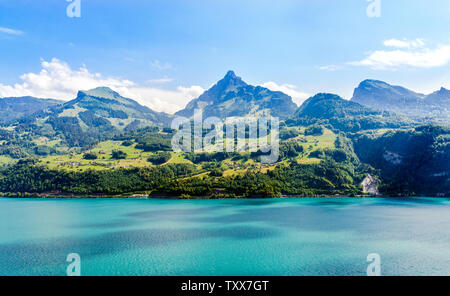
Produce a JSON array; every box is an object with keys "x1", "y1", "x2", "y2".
[{"x1": 0, "y1": 197, "x2": 449, "y2": 276}]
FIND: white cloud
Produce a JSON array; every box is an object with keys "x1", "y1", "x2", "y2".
[
  {"x1": 351, "y1": 39, "x2": 450, "y2": 69},
  {"x1": 383, "y1": 38, "x2": 425, "y2": 49},
  {"x1": 261, "y1": 81, "x2": 309, "y2": 106},
  {"x1": 0, "y1": 58, "x2": 204, "y2": 114},
  {"x1": 0, "y1": 27, "x2": 23, "y2": 35},
  {"x1": 150, "y1": 60, "x2": 172, "y2": 70},
  {"x1": 147, "y1": 77, "x2": 174, "y2": 84},
  {"x1": 317, "y1": 65, "x2": 342, "y2": 71},
  {"x1": 120, "y1": 85, "x2": 204, "y2": 113}
]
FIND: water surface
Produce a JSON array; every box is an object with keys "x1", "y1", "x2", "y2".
[{"x1": 0, "y1": 197, "x2": 449, "y2": 276}]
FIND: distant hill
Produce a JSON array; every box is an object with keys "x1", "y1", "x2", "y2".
[
  {"x1": 294, "y1": 93, "x2": 380, "y2": 118},
  {"x1": 0, "y1": 96, "x2": 63, "y2": 124},
  {"x1": 351, "y1": 80, "x2": 449, "y2": 121},
  {"x1": 427, "y1": 87, "x2": 450, "y2": 107},
  {"x1": 14, "y1": 87, "x2": 172, "y2": 147},
  {"x1": 63, "y1": 87, "x2": 172, "y2": 127},
  {"x1": 176, "y1": 71, "x2": 298, "y2": 119},
  {"x1": 291, "y1": 93, "x2": 412, "y2": 132}
]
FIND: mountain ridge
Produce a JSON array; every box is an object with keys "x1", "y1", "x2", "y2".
[
  {"x1": 291, "y1": 92, "x2": 413, "y2": 132},
  {"x1": 0, "y1": 96, "x2": 64, "y2": 124},
  {"x1": 176, "y1": 71, "x2": 298, "y2": 119},
  {"x1": 294, "y1": 93, "x2": 380, "y2": 118},
  {"x1": 11, "y1": 87, "x2": 172, "y2": 147},
  {"x1": 351, "y1": 79, "x2": 449, "y2": 120}
]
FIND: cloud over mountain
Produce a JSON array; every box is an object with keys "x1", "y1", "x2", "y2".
[
  {"x1": 261, "y1": 82, "x2": 309, "y2": 106},
  {"x1": 0, "y1": 58, "x2": 204, "y2": 114}
]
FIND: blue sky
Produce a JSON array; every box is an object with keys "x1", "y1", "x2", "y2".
[{"x1": 1, "y1": 0, "x2": 450, "y2": 113}]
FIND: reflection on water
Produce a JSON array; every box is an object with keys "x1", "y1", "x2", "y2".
[{"x1": 0, "y1": 197, "x2": 449, "y2": 276}]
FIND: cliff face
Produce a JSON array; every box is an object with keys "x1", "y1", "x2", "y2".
[{"x1": 361, "y1": 174, "x2": 380, "y2": 196}]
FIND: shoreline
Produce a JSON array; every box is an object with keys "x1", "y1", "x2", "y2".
[{"x1": 0, "y1": 193, "x2": 448, "y2": 200}]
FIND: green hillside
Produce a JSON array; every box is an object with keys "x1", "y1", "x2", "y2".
[
  {"x1": 290, "y1": 93, "x2": 413, "y2": 133},
  {"x1": 352, "y1": 125, "x2": 450, "y2": 196},
  {"x1": 0, "y1": 87, "x2": 172, "y2": 161},
  {"x1": 0, "y1": 96, "x2": 63, "y2": 123}
]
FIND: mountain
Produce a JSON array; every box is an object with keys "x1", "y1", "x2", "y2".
[
  {"x1": 14, "y1": 87, "x2": 172, "y2": 147},
  {"x1": 427, "y1": 87, "x2": 450, "y2": 106},
  {"x1": 351, "y1": 80, "x2": 425, "y2": 111},
  {"x1": 294, "y1": 93, "x2": 380, "y2": 118},
  {"x1": 176, "y1": 71, "x2": 298, "y2": 119},
  {"x1": 351, "y1": 80, "x2": 449, "y2": 121},
  {"x1": 0, "y1": 96, "x2": 63, "y2": 124},
  {"x1": 62, "y1": 87, "x2": 172, "y2": 127},
  {"x1": 292, "y1": 93, "x2": 411, "y2": 132}
]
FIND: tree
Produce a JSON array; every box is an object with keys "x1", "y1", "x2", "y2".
[
  {"x1": 210, "y1": 168, "x2": 224, "y2": 177},
  {"x1": 305, "y1": 125, "x2": 324, "y2": 136},
  {"x1": 111, "y1": 150, "x2": 127, "y2": 160},
  {"x1": 147, "y1": 152, "x2": 172, "y2": 165},
  {"x1": 83, "y1": 152, "x2": 98, "y2": 160},
  {"x1": 121, "y1": 140, "x2": 133, "y2": 147}
]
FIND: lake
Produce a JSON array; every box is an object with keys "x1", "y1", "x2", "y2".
[{"x1": 0, "y1": 197, "x2": 449, "y2": 276}]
